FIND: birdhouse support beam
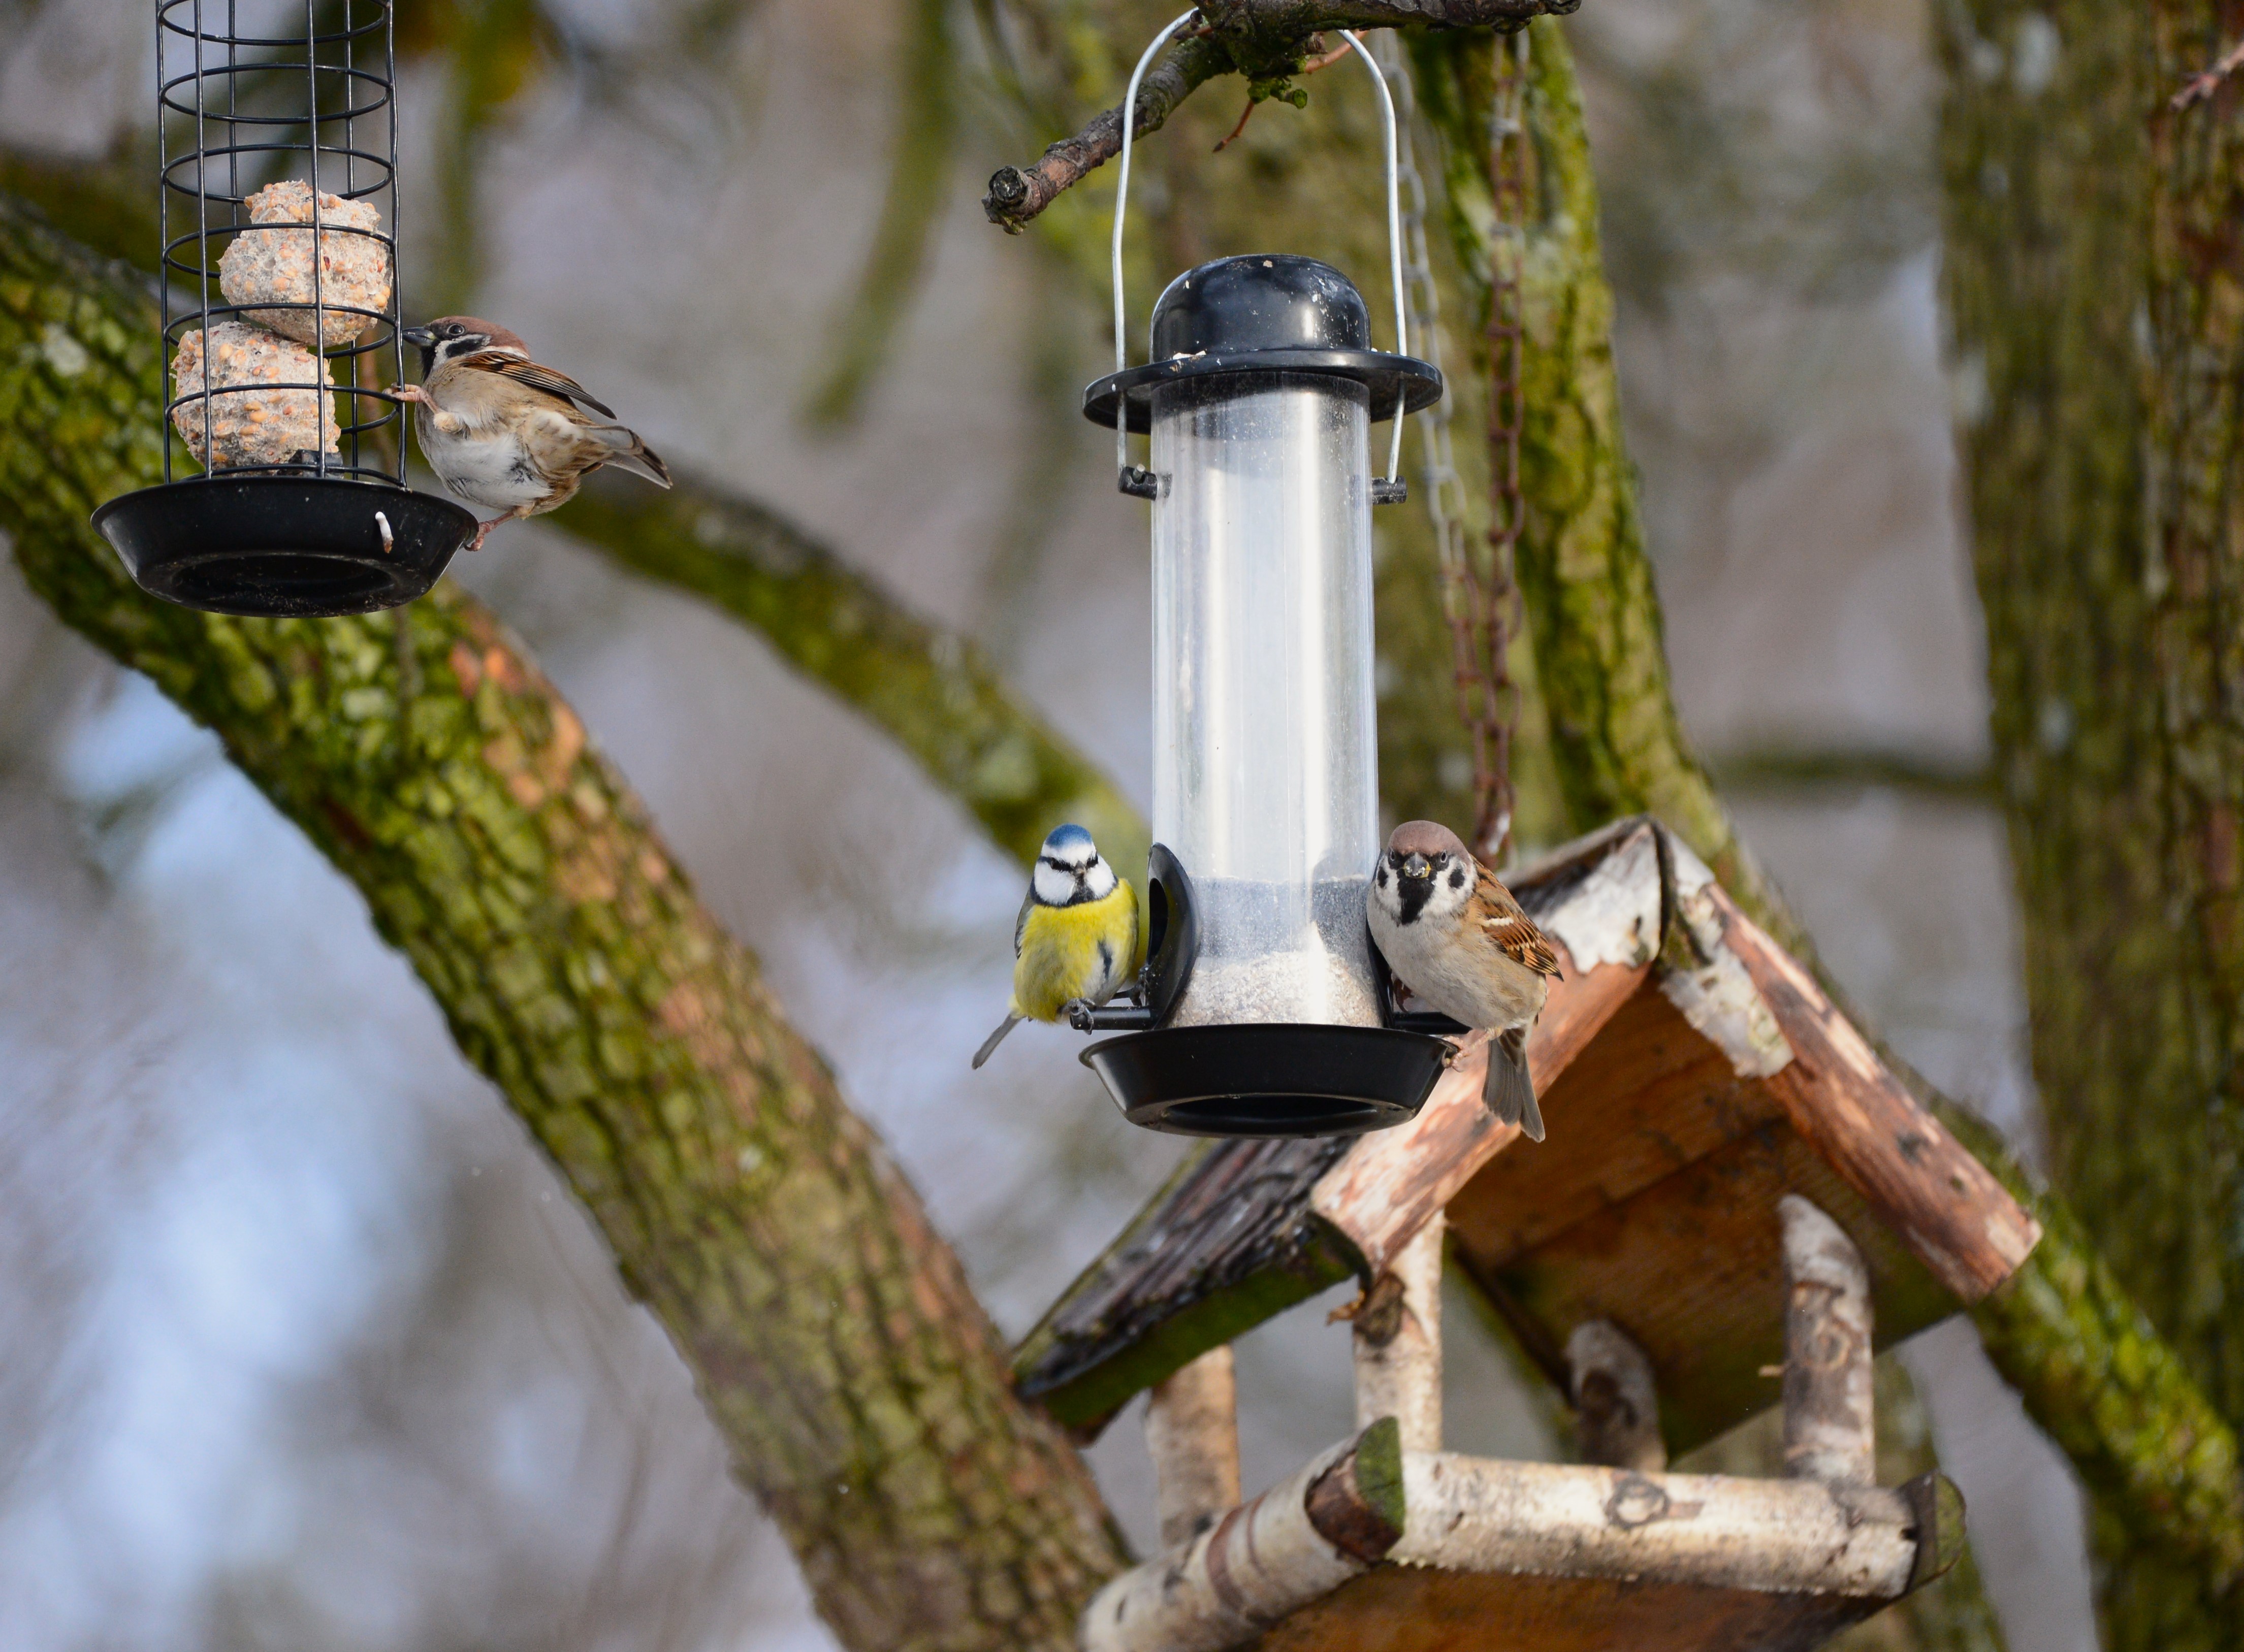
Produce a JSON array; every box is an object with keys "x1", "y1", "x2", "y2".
[
  {"x1": 1567, "y1": 1318, "x2": 1668, "y2": 1472},
  {"x1": 1081, "y1": 1439, "x2": 1960, "y2": 1652},
  {"x1": 1351, "y1": 1212, "x2": 1445, "y2": 1453},
  {"x1": 1780, "y1": 1195, "x2": 1876, "y2": 1486},
  {"x1": 1145, "y1": 1345, "x2": 1244, "y2": 1549}
]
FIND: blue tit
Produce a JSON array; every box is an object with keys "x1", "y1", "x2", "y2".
[{"x1": 973, "y1": 825, "x2": 1143, "y2": 1068}]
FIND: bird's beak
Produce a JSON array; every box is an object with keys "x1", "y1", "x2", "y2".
[
  {"x1": 1401, "y1": 853, "x2": 1430, "y2": 880},
  {"x1": 402, "y1": 326, "x2": 434, "y2": 348}
]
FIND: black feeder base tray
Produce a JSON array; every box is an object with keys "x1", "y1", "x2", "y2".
[
  {"x1": 1082, "y1": 1023, "x2": 1454, "y2": 1139},
  {"x1": 93, "y1": 475, "x2": 479, "y2": 619}
]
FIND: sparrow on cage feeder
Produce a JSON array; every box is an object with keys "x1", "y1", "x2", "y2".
[{"x1": 396, "y1": 316, "x2": 671, "y2": 551}]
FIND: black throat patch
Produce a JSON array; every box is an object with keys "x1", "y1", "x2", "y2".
[{"x1": 1391, "y1": 873, "x2": 1435, "y2": 925}]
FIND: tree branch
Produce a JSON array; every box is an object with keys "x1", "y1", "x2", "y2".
[
  {"x1": 801, "y1": 0, "x2": 958, "y2": 424},
  {"x1": 0, "y1": 150, "x2": 1144, "y2": 881},
  {"x1": 979, "y1": 1, "x2": 1570, "y2": 232},
  {"x1": 0, "y1": 192, "x2": 1127, "y2": 1652},
  {"x1": 559, "y1": 472, "x2": 1147, "y2": 876},
  {"x1": 983, "y1": 35, "x2": 1232, "y2": 232}
]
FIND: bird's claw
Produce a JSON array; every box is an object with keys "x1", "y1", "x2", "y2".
[{"x1": 1063, "y1": 998, "x2": 1096, "y2": 1032}]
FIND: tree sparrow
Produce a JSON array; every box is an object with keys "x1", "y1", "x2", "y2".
[
  {"x1": 396, "y1": 316, "x2": 670, "y2": 551},
  {"x1": 973, "y1": 825, "x2": 1143, "y2": 1068},
  {"x1": 1367, "y1": 820, "x2": 1564, "y2": 1140}
]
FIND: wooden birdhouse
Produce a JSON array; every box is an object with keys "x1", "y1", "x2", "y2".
[{"x1": 1013, "y1": 817, "x2": 2042, "y2": 1652}]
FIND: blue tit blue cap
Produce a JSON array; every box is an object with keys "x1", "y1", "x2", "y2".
[{"x1": 1040, "y1": 823, "x2": 1097, "y2": 860}]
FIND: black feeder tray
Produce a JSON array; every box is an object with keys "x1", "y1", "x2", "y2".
[
  {"x1": 1076, "y1": 845, "x2": 1457, "y2": 1139},
  {"x1": 94, "y1": 476, "x2": 476, "y2": 619},
  {"x1": 1082, "y1": 1023, "x2": 1453, "y2": 1139}
]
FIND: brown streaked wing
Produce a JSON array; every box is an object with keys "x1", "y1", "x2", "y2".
[
  {"x1": 454, "y1": 350, "x2": 617, "y2": 418},
  {"x1": 1478, "y1": 864, "x2": 1563, "y2": 977}
]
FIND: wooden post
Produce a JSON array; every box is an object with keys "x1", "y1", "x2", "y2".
[
  {"x1": 1352, "y1": 1213, "x2": 1443, "y2": 1451},
  {"x1": 1779, "y1": 1194, "x2": 1875, "y2": 1485},
  {"x1": 1566, "y1": 1318, "x2": 1667, "y2": 1472},
  {"x1": 1144, "y1": 1345, "x2": 1242, "y2": 1548}
]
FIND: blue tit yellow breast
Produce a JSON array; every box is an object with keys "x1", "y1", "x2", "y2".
[{"x1": 1012, "y1": 879, "x2": 1141, "y2": 1022}]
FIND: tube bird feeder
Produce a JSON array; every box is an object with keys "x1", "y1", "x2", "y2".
[
  {"x1": 91, "y1": 0, "x2": 475, "y2": 618},
  {"x1": 1074, "y1": 20, "x2": 1448, "y2": 1138}
]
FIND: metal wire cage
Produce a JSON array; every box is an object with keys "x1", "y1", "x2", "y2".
[{"x1": 90, "y1": 0, "x2": 475, "y2": 619}]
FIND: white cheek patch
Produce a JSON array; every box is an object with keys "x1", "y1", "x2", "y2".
[
  {"x1": 1033, "y1": 863, "x2": 1076, "y2": 905},
  {"x1": 1081, "y1": 860, "x2": 1118, "y2": 901}
]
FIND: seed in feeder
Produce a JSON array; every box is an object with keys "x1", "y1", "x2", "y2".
[
  {"x1": 1162, "y1": 879, "x2": 1385, "y2": 1028},
  {"x1": 171, "y1": 321, "x2": 339, "y2": 469},
  {"x1": 217, "y1": 180, "x2": 391, "y2": 349}
]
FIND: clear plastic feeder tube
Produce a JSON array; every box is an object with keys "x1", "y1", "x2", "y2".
[{"x1": 1151, "y1": 370, "x2": 1381, "y2": 1027}]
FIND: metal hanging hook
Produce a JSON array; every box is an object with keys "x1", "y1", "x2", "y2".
[{"x1": 1110, "y1": 14, "x2": 1413, "y2": 498}]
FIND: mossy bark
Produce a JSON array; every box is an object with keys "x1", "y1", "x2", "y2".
[
  {"x1": 1411, "y1": 14, "x2": 2244, "y2": 1637},
  {"x1": 1408, "y1": 20, "x2": 1779, "y2": 914},
  {"x1": 0, "y1": 195, "x2": 1126, "y2": 1652},
  {"x1": 1938, "y1": 0, "x2": 2244, "y2": 1639}
]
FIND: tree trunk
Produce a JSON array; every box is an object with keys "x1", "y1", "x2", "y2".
[
  {"x1": 1413, "y1": 13, "x2": 2244, "y2": 1639},
  {"x1": 1938, "y1": 0, "x2": 2244, "y2": 1641},
  {"x1": 0, "y1": 194, "x2": 1125, "y2": 1652}
]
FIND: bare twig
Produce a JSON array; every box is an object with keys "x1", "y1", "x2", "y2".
[
  {"x1": 1212, "y1": 96, "x2": 1258, "y2": 151},
  {"x1": 981, "y1": 0, "x2": 1567, "y2": 231},
  {"x1": 984, "y1": 35, "x2": 1231, "y2": 231},
  {"x1": 2172, "y1": 38, "x2": 2244, "y2": 110}
]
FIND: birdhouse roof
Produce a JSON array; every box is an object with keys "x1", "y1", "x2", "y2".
[{"x1": 1012, "y1": 817, "x2": 2040, "y2": 1451}]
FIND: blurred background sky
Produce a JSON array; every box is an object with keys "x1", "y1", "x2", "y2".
[{"x1": 0, "y1": 0, "x2": 2095, "y2": 1647}]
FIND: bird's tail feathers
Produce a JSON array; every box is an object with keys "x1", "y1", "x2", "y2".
[
  {"x1": 591, "y1": 425, "x2": 672, "y2": 489},
  {"x1": 1483, "y1": 1024, "x2": 1545, "y2": 1142},
  {"x1": 972, "y1": 1014, "x2": 1023, "y2": 1070}
]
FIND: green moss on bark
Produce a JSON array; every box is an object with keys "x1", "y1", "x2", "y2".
[
  {"x1": 1412, "y1": 15, "x2": 2244, "y2": 1636},
  {"x1": 1938, "y1": 0, "x2": 2244, "y2": 1638}
]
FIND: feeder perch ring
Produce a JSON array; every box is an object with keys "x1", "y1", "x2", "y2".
[{"x1": 1082, "y1": 1024, "x2": 1453, "y2": 1139}]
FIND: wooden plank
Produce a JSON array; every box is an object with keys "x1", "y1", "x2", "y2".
[
  {"x1": 1450, "y1": 1125, "x2": 1957, "y2": 1453},
  {"x1": 1309, "y1": 947, "x2": 1649, "y2": 1278},
  {"x1": 1387, "y1": 1455, "x2": 1918, "y2": 1594},
  {"x1": 1438, "y1": 982, "x2": 1784, "y2": 1272},
  {"x1": 1084, "y1": 1444, "x2": 1952, "y2": 1652},
  {"x1": 1012, "y1": 1137, "x2": 1355, "y2": 1427},
  {"x1": 1709, "y1": 889, "x2": 2041, "y2": 1302}
]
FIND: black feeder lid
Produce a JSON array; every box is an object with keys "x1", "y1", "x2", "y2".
[
  {"x1": 1083, "y1": 254, "x2": 1444, "y2": 435},
  {"x1": 93, "y1": 475, "x2": 478, "y2": 619},
  {"x1": 1083, "y1": 1022, "x2": 1453, "y2": 1139}
]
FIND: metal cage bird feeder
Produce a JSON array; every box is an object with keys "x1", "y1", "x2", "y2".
[
  {"x1": 1076, "y1": 17, "x2": 1451, "y2": 1139},
  {"x1": 90, "y1": 0, "x2": 475, "y2": 619}
]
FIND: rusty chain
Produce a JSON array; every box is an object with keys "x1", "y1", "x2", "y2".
[{"x1": 1375, "y1": 29, "x2": 1529, "y2": 864}]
